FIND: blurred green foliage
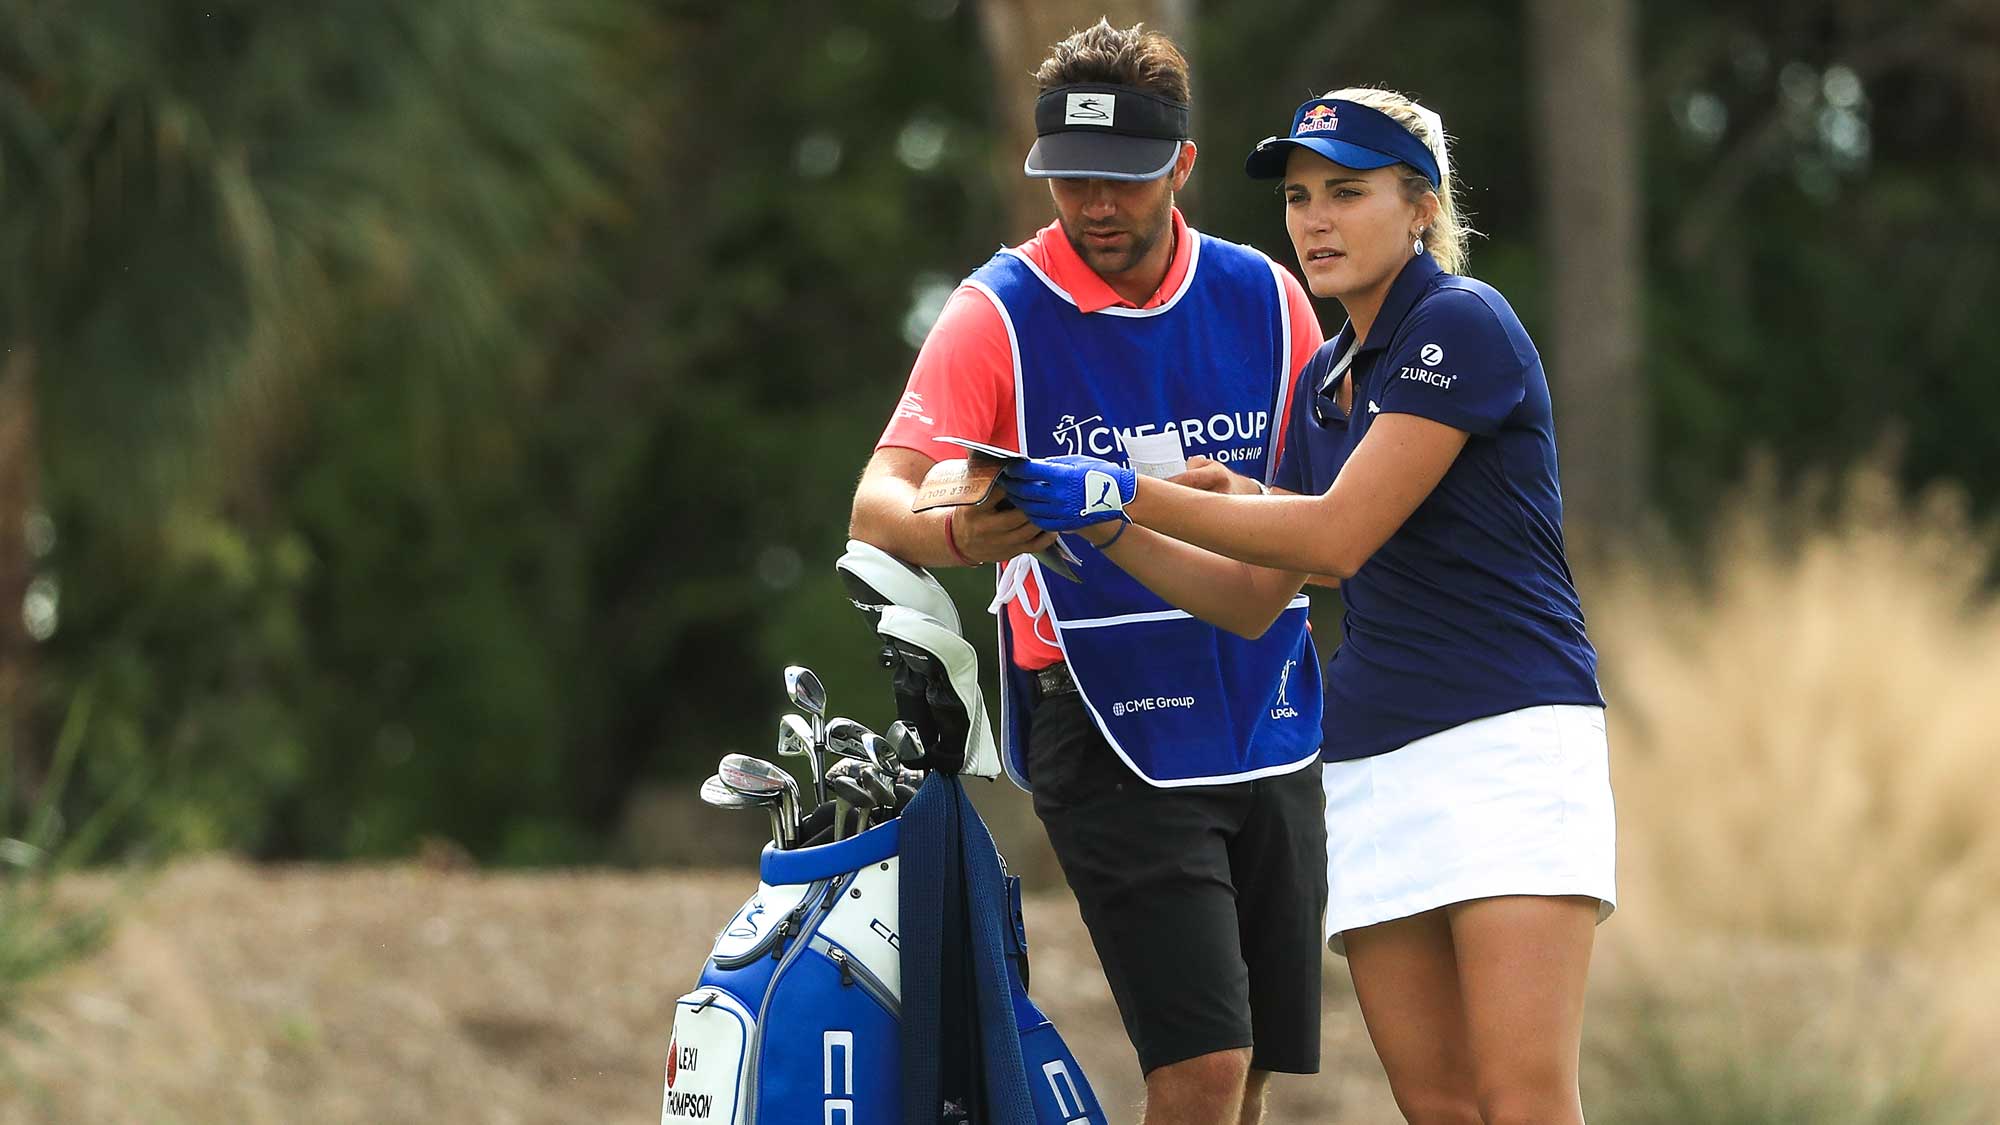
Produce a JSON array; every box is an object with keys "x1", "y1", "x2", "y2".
[{"x1": 2, "y1": 0, "x2": 1995, "y2": 862}]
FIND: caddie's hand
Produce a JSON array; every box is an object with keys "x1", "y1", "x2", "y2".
[
  {"x1": 950, "y1": 491, "x2": 1056, "y2": 564},
  {"x1": 998, "y1": 454, "x2": 1137, "y2": 532},
  {"x1": 1171, "y1": 455, "x2": 1267, "y2": 496}
]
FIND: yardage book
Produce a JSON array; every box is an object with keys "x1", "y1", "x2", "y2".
[{"x1": 910, "y1": 437, "x2": 1081, "y2": 581}]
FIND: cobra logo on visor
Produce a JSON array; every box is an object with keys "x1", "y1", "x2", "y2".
[{"x1": 1064, "y1": 93, "x2": 1114, "y2": 127}]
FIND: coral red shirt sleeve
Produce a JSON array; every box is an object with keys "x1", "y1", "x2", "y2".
[
  {"x1": 873, "y1": 283, "x2": 1058, "y2": 666},
  {"x1": 875, "y1": 286, "x2": 1019, "y2": 458},
  {"x1": 1273, "y1": 265, "x2": 1325, "y2": 471}
]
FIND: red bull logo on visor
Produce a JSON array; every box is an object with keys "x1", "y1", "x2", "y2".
[{"x1": 1298, "y1": 104, "x2": 1338, "y2": 134}]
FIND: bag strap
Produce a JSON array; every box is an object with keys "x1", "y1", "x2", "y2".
[
  {"x1": 899, "y1": 774, "x2": 1037, "y2": 1124},
  {"x1": 957, "y1": 778, "x2": 1036, "y2": 1122},
  {"x1": 898, "y1": 771, "x2": 961, "y2": 1123}
]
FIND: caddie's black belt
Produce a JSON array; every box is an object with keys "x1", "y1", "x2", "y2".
[{"x1": 1035, "y1": 661, "x2": 1077, "y2": 697}]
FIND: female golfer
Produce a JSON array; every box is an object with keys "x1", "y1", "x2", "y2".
[{"x1": 997, "y1": 88, "x2": 1615, "y2": 1125}]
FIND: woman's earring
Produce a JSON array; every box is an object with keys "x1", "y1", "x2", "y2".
[{"x1": 1413, "y1": 233, "x2": 1426, "y2": 256}]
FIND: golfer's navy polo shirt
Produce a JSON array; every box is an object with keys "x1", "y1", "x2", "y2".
[{"x1": 1274, "y1": 253, "x2": 1604, "y2": 761}]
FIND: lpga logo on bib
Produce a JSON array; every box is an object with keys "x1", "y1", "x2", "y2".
[
  {"x1": 1113, "y1": 694, "x2": 1195, "y2": 717},
  {"x1": 1270, "y1": 659, "x2": 1301, "y2": 720}
]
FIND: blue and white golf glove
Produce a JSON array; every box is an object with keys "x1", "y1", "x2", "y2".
[{"x1": 999, "y1": 455, "x2": 1137, "y2": 532}]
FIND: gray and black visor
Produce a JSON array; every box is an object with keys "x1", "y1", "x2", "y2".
[{"x1": 1024, "y1": 83, "x2": 1190, "y2": 181}]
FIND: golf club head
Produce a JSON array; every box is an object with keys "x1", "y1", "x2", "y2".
[
  {"x1": 776, "y1": 712, "x2": 826, "y2": 807},
  {"x1": 717, "y1": 753, "x2": 788, "y2": 798},
  {"x1": 827, "y1": 758, "x2": 897, "y2": 818},
  {"x1": 857, "y1": 732, "x2": 896, "y2": 774},
  {"x1": 785, "y1": 665, "x2": 827, "y2": 723},
  {"x1": 885, "y1": 720, "x2": 925, "y2": 768},
  {"x1": 826, "y1": 762, "x2": 885, "y2": 841},
  {"x1": 718, "y1": 753, "x2": 801, "y2": 844},
  {"x1": 825, "y1": 771, "x2": 875, "y2": 811},
  {"x1": 825, "y1": 716, "x2": 872, "y2": 744},
  {"x1": 699, "y1": 774, "x2": 758, "y2": 810},
  {"x1": 860, "y1": 764, "x2": 899, "y2": 808},
  {"x1": 825, "y1": 717, "x2": 879, "y2": 770},
  {"x1": 701, "y1": 773, "x2": 787, "y2": 849},
  {"x1": 786, "y1": 668, "x2": 828, "y2": 798},
  {"x1": 776, "y1": 714, "x2": 816, "y2": 760},
  {"x1": 825, "y1": 758, "x2": 867, "y2": 789}
]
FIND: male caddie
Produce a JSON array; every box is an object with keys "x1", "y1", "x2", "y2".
[{"x1": 847, "y1": 21, "x2": 1327, "y2": 1125}]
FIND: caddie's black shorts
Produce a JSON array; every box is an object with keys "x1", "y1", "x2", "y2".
[{"x1": 1026, "y1": 685, "x2": 1328, "y2": 1076}]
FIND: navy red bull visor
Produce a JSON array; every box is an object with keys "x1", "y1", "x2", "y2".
[
  {"x1": 1025, "y1": 83, "x2": 1190, "y2": 181},
  {"x1": 1244, "y1": 98, "x2": 1441, "y2": 186}
]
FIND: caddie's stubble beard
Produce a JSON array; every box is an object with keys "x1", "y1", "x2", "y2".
[{"x1": 1059, "y1": 188, "x2": 1173, "y2": 279}]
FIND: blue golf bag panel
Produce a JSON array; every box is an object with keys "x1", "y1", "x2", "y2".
[
  {"x1": 1019, "y1": 1012, "x2": 1101, "y2": 1125},
  {"x1": 898, "y1": 773, "x2": 1108, "y2": 1125},
  {"x1": 971, "y1": 238, "x2": 1322, "y2": 787},
  {"x1": 750, "y1": 937, "x2": 900, "y2": 1123},
  {"x1": 747, "y1": 824, "x2": 905, "y2": 1123},
  {"x1": 1005, "y1": 875, "x2": 1106, "y2": 1125}
]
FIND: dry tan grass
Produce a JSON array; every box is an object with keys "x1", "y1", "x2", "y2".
[
  {"x1": 1598, "y1": 465, "x2": 2000, "y2": 955},
  {"x1": 1585, "y1": 463, "x2": 2000, "y2": 1116}
]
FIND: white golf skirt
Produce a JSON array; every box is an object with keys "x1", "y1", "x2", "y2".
[{"x1": 1322, "y1": 703, "x2": 1617, "y2": 955}]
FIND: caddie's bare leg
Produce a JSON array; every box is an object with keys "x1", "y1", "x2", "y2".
[{"x1": 1141, "y1": 1046, "x2": 1250, "y2": 1125}]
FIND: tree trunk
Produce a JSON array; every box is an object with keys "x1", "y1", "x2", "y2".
[
  {"x1": 976, "y1": 0, "x2": 1194, "y2": 241},
  {"x1": 0, "y1": 345, "x2": 39, "y2": 799},
  {"x1": 1527, "y1": 0, "x2": 1645, "y2": 538}
]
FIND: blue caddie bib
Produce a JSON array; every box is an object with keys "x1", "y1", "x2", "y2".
[{"x1": 976, "y1": 231, "x2": 1322, "y2": 788}]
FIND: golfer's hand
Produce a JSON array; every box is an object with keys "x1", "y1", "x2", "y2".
[
  {"x1": 1172, "y1": 455, "x2": 1268, "y2": 496},
  {"x1": 951, "y1": 492, "x2": 1056, "y2": 564},
  {"x1": 999, "y1": 455, "x2": 1137, "y2": 532}
]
